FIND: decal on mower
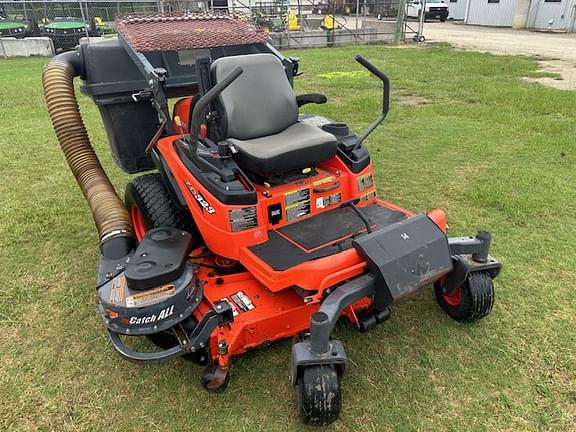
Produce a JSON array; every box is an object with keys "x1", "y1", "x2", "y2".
[
  {"x1": 315, "y1": 192, "x2": 341, "y2": 209},
  {"x1": 129, "y1": 305, "x2": 175, "y2": 325},
  {"x1": 221, "y1": 291, "x2": 255, "y2": 315},
  {"x1": 229, "y1": 206, "x2": 258, "y2": 232},
  {"x1": 357, "y1": 173, "x2": 374, "y2": 192},
  {"x1": 108, "y1": 276, "x2": 126, "y2": 303},
  {"x1": 185, "y1": 181, "x2": 216, "y2": 214},
  {"x1": 125, "y1": 284, "x2": 176, "y2": 308},
  {"x1": 360, "y1": 190, "x2": 377, "y2": 201},
  {"x1": 312, "y1": 176, "x2": 335, "y2": 187},
  {"x1": 284, "y1": 187, "x2": 311, "y2": 221}
]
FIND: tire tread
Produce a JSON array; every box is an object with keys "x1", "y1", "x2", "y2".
[
  {"x1": 435, "y1": 271, "x2": 494, "y2": 323},
  {"x1": 125, "y1": 173, "x2": 200, "y2": 243}
]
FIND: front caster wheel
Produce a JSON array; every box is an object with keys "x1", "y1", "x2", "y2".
[
  {"x1": 435, "y1": 271, "x2": 495, "y2": 323},
  {"x1": 296, "y1": 365, "x2": 341, "y2": 426},
  {"x1": 200, "y1": 364, "x2": 230, "y2": 393}
]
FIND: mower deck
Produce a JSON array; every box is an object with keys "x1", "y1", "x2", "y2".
[{"x1": 193, "y1": 268, "x2": 319, "y2": 357}]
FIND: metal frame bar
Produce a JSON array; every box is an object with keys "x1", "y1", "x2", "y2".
[
  {"x1": 107, "y1": 301, "x2": 232, "y2": 364},
  {"x1": 448, "y1": 231, "x2": 491, "y2": 263},
  {"x1": 117, "y1": 30, "x2": 175, "y2": 134},
  {"x1": 309, "y1": 273, "x2": 376, "y2": 354}
]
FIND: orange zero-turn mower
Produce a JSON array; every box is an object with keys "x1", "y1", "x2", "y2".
[{"x1": 42, "y1": 12, "x2": 501, "y2": 426}]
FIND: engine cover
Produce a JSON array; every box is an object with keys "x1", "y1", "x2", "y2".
[{"x1": 98, "y1": 262, "x2": 203, "y2": 335}]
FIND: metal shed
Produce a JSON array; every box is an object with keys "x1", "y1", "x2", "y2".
[
  {"x1": 465, "y1": 0, "x2": 519, "y2": 26},
  {"x1": 448, "y1": 0, "x2": 468, "y2": 19},
  {"x1": 463, "y1": 0, "x2": 576, "y2": 30},
  {"x1": 527, "y1": 0, "x2": 576, "y2": 31}
]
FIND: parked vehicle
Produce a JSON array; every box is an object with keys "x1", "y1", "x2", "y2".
[
  {"x1": 41, "y1": 17, "x2": 106, "y2": 52},
  {"x1": 407, "y1": 0, "x2": 449, "y2": 21},
  {"x1": 0, "y1": 6, "x2": 37, "y2": 38},
  {"x1": 312, "y1": 0, "x2": 357, "y2": 15}
]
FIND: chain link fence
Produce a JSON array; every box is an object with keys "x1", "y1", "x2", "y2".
[{"x1": 1, "y1": 0, "x2": 421, "y2": 51}]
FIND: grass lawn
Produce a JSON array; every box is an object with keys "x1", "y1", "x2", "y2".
[{"x1": 0, "y1": 45, "x2": 574, "y2": 431}]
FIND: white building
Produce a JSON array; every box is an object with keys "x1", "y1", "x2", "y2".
[
  {"x1": 448, "y1": 0, "x2": 468, "y2": 20},
  {"x1": 460, "y1": 0, "x2": 576, "y2": 31},
  {"x1": 465, "y1": 0, "x2": 519, "y2": 26},
  {"x1": 527, "y1": 0, "x2": 576, "y2": 30}
]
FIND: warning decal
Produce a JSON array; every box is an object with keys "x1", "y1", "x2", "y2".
[
  {"x1": 229, "y1": 206, "x2": 258, "y2": 232},
  {"x1": 313, "y1": 176, "x2": 335, "y2": 187},
  {"x1": 315, "y1": 192, "x2": 342, "y2": 209},
  {"x1": 357, "y1": 173, "x2": 374, "y2": 191},
  {"x1": 360, "y1": 190, "x2": 377, "y2": 201},
  {"x1": 285, "y1": 187, "x2": 311, "y2": 221},
  {"x1": 109, "y1": 276, "x2": 126, "y2": 304},
  {"x1": 125, "y1": 284, "x2": 176, "y2": 308}
]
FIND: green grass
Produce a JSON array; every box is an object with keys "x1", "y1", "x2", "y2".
[{"x1": 1, "y1": 45, "x2": 575, "y2": 431}]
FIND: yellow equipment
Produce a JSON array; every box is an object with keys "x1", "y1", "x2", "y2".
[
  {"x1": 287, "y1": 9, "x2": 301, "y2": 31},
  {"x1": 321, "y1": 14, "x2": 337, "y2": 30}
]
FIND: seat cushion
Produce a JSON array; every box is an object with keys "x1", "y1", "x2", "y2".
[{"x1": 227, "y1": 122, "x2": 337, "y2": 176}]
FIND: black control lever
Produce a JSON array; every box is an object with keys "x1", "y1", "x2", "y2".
[
  {"x1": 341, "y1": 199, "x2": 372, "y2": 234},
  {"x1": 189, "y1": 66, "x2": 243, "y2": 155},
  {"x1": 354, "y1": 55, "x2": 391, "y2": 147}
]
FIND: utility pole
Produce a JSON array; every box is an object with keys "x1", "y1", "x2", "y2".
[{"x1": 394, "y1": 0, "x2": 407, "y2": 43}]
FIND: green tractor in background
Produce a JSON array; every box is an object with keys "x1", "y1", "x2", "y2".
[{"x1": 0, "y1": 5, "x2": 38, "y2": 38}]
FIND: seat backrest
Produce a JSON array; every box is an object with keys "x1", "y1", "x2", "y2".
[{"x1": 211, "y1": 53, "x2": 298, "y2": 140}]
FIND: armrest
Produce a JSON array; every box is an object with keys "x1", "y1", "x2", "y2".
[{"x1": 296, "y1": 93, "x2": 327, "y2": 107}]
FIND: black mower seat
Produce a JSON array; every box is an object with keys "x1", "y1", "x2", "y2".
[
  {"x1": 211, "y1": 53, "x2": 337, "y2": 176},
  {"x1": 226, "y1": 123, "x2": 336, "y2": 176}
]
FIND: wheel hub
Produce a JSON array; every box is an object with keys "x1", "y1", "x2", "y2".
[{"x1": 443, "y1": 286, "x2": 462, "y2": 306}]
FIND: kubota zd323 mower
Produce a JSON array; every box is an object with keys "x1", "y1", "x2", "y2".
[{"x1": 43, "y1": 12, "x2": 501, "y2": 426}]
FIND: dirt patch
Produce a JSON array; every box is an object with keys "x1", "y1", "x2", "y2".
[
  {"x1": 398, "y1": 95, "x2": 431, "y2": 106},
  {"x1": 422, "y1": 23, "x2": 576, "y2": 91},
  {"x1": 522, "y1": 60, "x2": 576, "y2": 91}
]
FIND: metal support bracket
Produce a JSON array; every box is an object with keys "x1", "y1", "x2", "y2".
[
  {"x1": 443, "y1": 231, "x2": 502, "y2": 293},
  {"x1": 448, "y1": 231, "x2": 492, "y2": 262},
  {"x1": 290, "y1": 274, "x2": 376, "y2": 384},
  {"x1": 118, "y1": 31, "x2": 174, "y2": 135},
  {"x1": 291, "y1": 339, "x2": 348, "y2": 385},
  {"x1": 107, "y1": 300, "x2": 232, "y2": 364},
  {"x1": 442, "y1": 254, "x2": 502, "y2": 294}
]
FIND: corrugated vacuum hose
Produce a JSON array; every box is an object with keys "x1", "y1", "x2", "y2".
[{"x1": 42, "y1": 52, "x2": 135, "y2": 259}]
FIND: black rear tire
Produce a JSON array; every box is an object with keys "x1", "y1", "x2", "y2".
[
  {"x1": 125, "y1": 173, "x2": 201, "y2": 246},
  {"x1": 296, "y1": 365, "x2": 341, "y2": 426},
  {"x1": 435, "y1": 271, "x2": 495, "y2": 322}
]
